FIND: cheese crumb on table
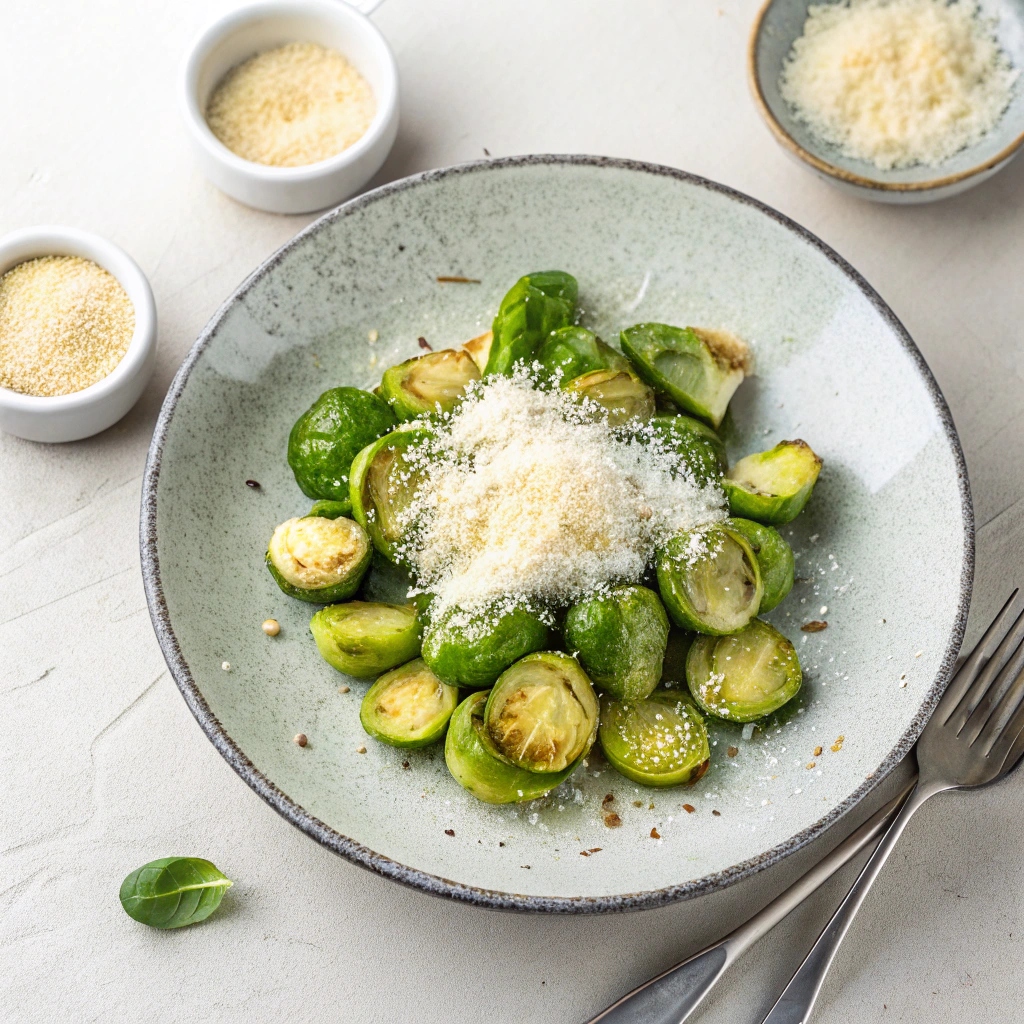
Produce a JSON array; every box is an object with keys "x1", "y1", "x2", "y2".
[
  {"x1": 780, "y1": 0, "x2": 1019, "y2": 170},
  {"x1": 206, "y1": 42, "x2": 375, "y2": 168}
]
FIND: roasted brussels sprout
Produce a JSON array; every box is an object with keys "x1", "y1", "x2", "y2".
[
  {"x1": 564, "y1": 585, "x2": 669, "y2": 701},
  {"x1": 306, "y1": 499, "x2": 352, "y2": 520},
  {"x1": 725, "y1": 518, "x2": 794, "y2": 612},
  {"x1": 648, "y1": 413, "x2": 727, "y2": 486},
  {"x1": 686, "y1": 618, "x2": 801, "y2": 721},
  {"x1": 620, "y1": 324, "x2": 749, "y2": 428},
  {"x1": 484, "y1": 652, "x2": 599, "y2": 773},
  {"x1": 564, "y1": 369, "x2": 656, "y2": 426},
  {"x1": 349, "y1": 427, "x2": 432, "y2": 562},
  {"x1": 421, "y1": 603, "x2": 549, "y2": 689},
  {"x1": 266, "y1": 515, "x2": 371, "y2": 604},
  {"x1": 359, "y1": 659, "x2": 458, "y2": 748},
  {"x1": 484, "y1": 271, "x2": 577, "y2": 376},
  {"x1": 462, "y1": 330, "x2": 493, "y2": 372},
  {"x1": 445, "y1": 691, "x2": 581, "y2": 803},
  {"x1": 722, "y1": 440, "x2": 822, "y2": 524},
  {"x1": 598, "y1": 691, "x2": 711, "y2": 787},
  {"x1": 310, "y1": 601, "x2": 422, "y2": 678},
  {"x1": 536, "y1": 326, "x2": 629, "y2": 382},
  {"x1": 288, "y1": 387, "x2": 397, "y2": 501},
  {"x1": 656, "y1": 523, "x2": 763, "y2": 634},
  {"x1": 379, "y1": 348, "x2": 480, "y2": 420}
]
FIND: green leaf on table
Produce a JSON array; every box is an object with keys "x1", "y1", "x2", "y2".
[{"x1": 119, "y1": 857, "x2": 232, "y2": 929}]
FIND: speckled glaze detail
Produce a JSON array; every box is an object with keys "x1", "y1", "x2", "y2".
[
  {"x1": 748, "y1": 0, "x2": 1024, "y2": 202},
  {"x1": 141, "y1": 155, "x2": 973, "y2": 914}
]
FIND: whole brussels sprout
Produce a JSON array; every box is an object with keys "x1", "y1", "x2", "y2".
[
  {"x1": 379, "y1": 348, "x2": 480, "y2": 420},
  {"x1": 598, "y1": 691, "x2": 711, "y2": 787},
  {"x1": 349, "y1": 427, "x2": 432, "y2": 562},
  {"x1": 421, "y1": 603, "x2": 549, "y2": 689},
  {"x1": 686, "y1": 618, "x2": 801, "y2": 722},
  {"x1": 536, "y1": 326, "x2": 629, "y2": 382},
  {"x1": 359, "y1": 659, "x2": 458, "y2": 749},
  {"x1": 656, "y1": 523, "x2": 762, "y2": 634},
  {"x1": 722, "y1": 440, "x2": 822, "y2": 524},
  {"x1": 563, "y1": 368, "x2": 656, "y2": 426},
  {"x1": 484, "y1": 652, "x2": 599, "y2": 773},
  {"x1": 726, "y1": 518, "x2": 794, "y2": 612},
  {"x1": 288, "y1": 387, "x2": 397, "y2": 502},
  {"x1": 648, "y1": 413, "x2": 727, "y2": 487},
  {"x1": 564, "y1": 585, "x2": 669, "y2": 701},
  {"x1": 620, "y1": 323, "x2": 749, "y2": 428},
  {"x1": 445, "y1": 691, "x2": 582, "y2": 804},
  {"x1": 266, "y1": 515, "x2": 371, "y2": 604},
  {"x1": 484, "y1": 271, "x2": 578, "y2": 376},
  {"x1": 310, "y1": 601, "x2": 422, "y2": 678}
]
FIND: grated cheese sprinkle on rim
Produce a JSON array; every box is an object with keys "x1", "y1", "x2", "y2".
[
  {"x1": 394, "y1": 368, "x2": 726, "y2": 636},
  {"x1": 780, "y1": 0, "x2": 1019, "y2": 170}
]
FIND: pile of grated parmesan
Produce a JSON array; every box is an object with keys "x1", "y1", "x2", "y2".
[
  {"x1": 780, "y1": 0, "x2": 1019, "y2": 170},
  {"x1": 395, "y1": 370, "x2": 726, "y2": 635}
]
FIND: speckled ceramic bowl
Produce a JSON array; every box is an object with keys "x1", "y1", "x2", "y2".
[
  {"x1": 750, "y1": 0, "x2": 1024, "y2": 203},
  {"x1": 141, "y1": 156, "x2": 972, "y2": 912}
]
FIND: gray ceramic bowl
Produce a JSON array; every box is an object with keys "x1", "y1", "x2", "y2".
[
  {"x1": 141, "y1": 156, "x2": 972, "y2": 912},
  {"x1": 750, "y1": 0, "x2": 1024, "y2": 203}
]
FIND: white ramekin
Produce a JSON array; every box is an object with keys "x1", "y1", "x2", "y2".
[
  {"x1": 180, "y1": 0, "x2": 400, "y2": 214},
  {"x1": 0, "y1": 227, "x2": 158, "y2": 444}
]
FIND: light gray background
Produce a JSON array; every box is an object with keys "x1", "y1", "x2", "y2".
[{"x1": 1, "y1": 1, "x2": 1021, "y2": 1021}]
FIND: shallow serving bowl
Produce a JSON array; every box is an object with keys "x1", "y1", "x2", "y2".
[
  {"x1": 750, "y1": 0, "x2": 1024, "y2": 203},
  {"x1": 142, "y1": 156, "x2": 972, "y2": 912}
]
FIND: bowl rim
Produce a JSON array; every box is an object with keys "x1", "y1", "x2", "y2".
[
  {"x1": 747, "y1": 0, "x2": 1024, "y2": 194},
  {"x1": 179, "y1": 0, "x2": 399, "y2": 185},
  {"x1": 0, "y1": 225, "x2": 157, "y2": 413},
  {"x1": 140, "y1": 154, "x2": 974, "y2": 913}
]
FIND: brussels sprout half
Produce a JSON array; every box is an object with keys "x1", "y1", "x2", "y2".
[
  {"x1": 484, "y1": 272, "x2": 578, "y2": 376},
  {"x1": 648, "y1": 414, "x2": 727, "y2": 487},
  {"x1": 620, "y1": 324, "x2": 749, "y2": 428},
  {"x1": 380, "y1": 348, "x2": 480, "y2": 421},
  {"x1": 564, "y1": 585, "x2": 669, "y2": 702},
  {"x1": 266, "y1": 516, "x2": 371, "y2": 604},
  {"x1": 722, "y1": 440, "x2": 822, "y2": 524},
  {"x1": 536, "y1": 326, "x2": 630, "y2": 382},
  {"x1": 445, "y1": 691, "x2": 582, "y2": 804},
  {"x1": 563, "y1": 369, "x2": 656, "y2": 426},
  {"x1": 598, "y1": 691, "x2": 711, "y2": 787},
  {"x1": 686, "y1": 619, "x2": 802, "y2": 722},
  {"x1": 656, "y1": 523, "x2": 763, "y2": 635},
  {"x1": 359, "y1": 659, "x2": 458, "y2": 749},
  {"x1": 287, "y1": 387, "x2": 397, "y2": 502},
  {"x1": 725, "y1": 518, "x2": 794, "y2": 612},
  {"x1": 421, "y1": 603, "x2": 549, "y2": 689},
  {"x1": 462, "y1": 330, "x2": 493, "y2": 372},
  {"x1": 349, "y1": 427, "x2": 432, "y2": 562},
  {"x1": 484, "y1": 652, "x2": 599, "y2": 773},
  {"x1": 306, "y1": 499, "x2": 352, "y2": 520},
  {"x1": 310, "y1": 601, "x2": 422, "y2": 678}
]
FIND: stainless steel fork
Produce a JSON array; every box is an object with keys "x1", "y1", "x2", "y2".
[{"x1": 759, "y1": 589, "x2": 1024, "y2": 1024}]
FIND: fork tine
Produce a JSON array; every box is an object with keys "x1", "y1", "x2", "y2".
[
  {"x1": 973, "y1": 640, "x2": 1024, "y2": 753},
  {"x1": 991, "y1": 709, "x2": 1024, "y2": 774},
  {"x1": 936, "y1": 590, "x2": 1020, "y2": 725},
  {"x1": 943, "y1": 598, "x2": 1024, "y2": 733}
]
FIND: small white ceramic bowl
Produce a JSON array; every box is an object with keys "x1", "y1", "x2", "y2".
[
  {"x1": 180, "y1": 0, "x2": 399, "y2": 214},
  {"x1": 0, "y1": 227, "x2": 157, "y2": 444}
]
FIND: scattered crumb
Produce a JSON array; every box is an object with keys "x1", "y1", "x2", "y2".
[
  {"x1": 418, "y1": 336, "x2": 431, "y2": 350},
  {"x1": 806, "y1": 761, "x2": 817, "y2": 770},
  {"x1": 437, "y1": 276, "x2": 481, "y2": 284},
  {"x1": 221, "y1": 661, "x2": 231, "y2": 672},
  {"x1": 802, "y1": 620, "x2": 828, "y2": 632},
  {"x1": 602, "y1": 793, "x2": 615, "y2": 808},
  {"x1": 814, "y1": 745, "x2": 823, "y2": 756},
  {"x1": 499, "y1": 841, "x2": 505, "y2": 847},
  {"x1": 604, "y1": 812, "x2": 623, "y2": 828},
  {"x1": 521, "y1": 865, "x2": 531, "y2": 869},
  {"x1": 588, "y1": 847, "x2": 602, "y2": 853},
  {"x1": 294, "y1": 733, "x2": 307, "y2": 747},
  {"x1": 712, "y1": 809, "x2": 721, "y2": 817},
  {"x1": 820, "y1": 605, "x2": 828, "y2": 614},
  {"x1": 483, "y1": 147, "x2": 491, "y2": 156},
  {"x1": 632, "y1": 800, "x2": 643, "y2": 807},
  {"x1": 356, "y1": 745, "x2": 367, "y2": 754},
  {"x1": 650, "y1": 828, "x2": 661, "y2": 839},
  {"x1": 368, "y1": 329, "x2": 378, "y2": 343},
  {"x1": 831, "y1": 735, "x2": 845, "y2": 753},
  {"x1": 338, "y1": 685, "x2": 350, "y2": 694},
  {"x1": 444, "y1": 829, "x2": 455, "y2": 837},
  {"x1": 648, "y1": 802, "x2": 655, "y2": 810},
  {"x1": 245, "y1": 479, "x2": 261, "y2": 489},
  {"x1": 261, "y1": 618, "x2": 280, "y2": 636},
  {"x1": 580, "y1": 850, "x2": 590, "y2": 857},
  {"x1": 683, "y1": 804, "x2": 696, "y2": 814},
  {"x1": 402, "y1": 761, "x2": 410, "y2": 769},
  {"x1": 727, "y1": 746, "x2": 739, "y2": 757},
  {"x1": 915, "y1": 650, "x2": 924, "y2": 658}
]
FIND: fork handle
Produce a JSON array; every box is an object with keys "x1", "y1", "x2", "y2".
[{"x1": 759, "y1": 779, "x2": 948, "y2": 1024}]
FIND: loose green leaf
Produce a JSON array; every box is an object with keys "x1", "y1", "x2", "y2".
[{"x1": 119, "y1": 857, "x2": 232, "y2": 930}]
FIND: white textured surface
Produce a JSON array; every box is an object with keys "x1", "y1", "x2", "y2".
[{"x1": 1, "y1": 1, "x2": 1022, "y2": 1022}]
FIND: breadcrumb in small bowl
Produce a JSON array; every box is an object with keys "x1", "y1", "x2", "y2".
[
  {"x1": 180, "y1": 0, "x2": 399, "y2": 214},
  {"x1": 749, "y1": 0, "x2": 1024, "y2": 203},
  {"x1": 0, "y1": 226, "x2": 157, "y2": 444}
]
